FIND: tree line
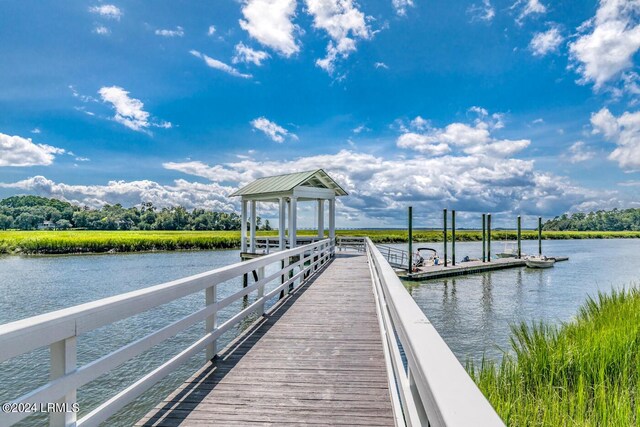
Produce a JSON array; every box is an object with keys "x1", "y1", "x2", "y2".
[
  {"x1": 543, "y1": 208, "x2": 640, "y2": 231},
  {"x1": 0, "y1": 195, "x2": 272, "y2": 231}
]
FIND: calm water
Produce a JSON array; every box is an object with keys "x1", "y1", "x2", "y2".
[
  {"x1": 400, "y1": 239, "x2": 640, "y2": 363},
  {"x1": 1, "y1": 240, "x2": 639, "y2": 426},
  {"x1": 0, "y1": 249, "x2": 285, "y2": 427}
]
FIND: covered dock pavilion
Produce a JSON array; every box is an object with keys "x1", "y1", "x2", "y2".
[{"x1": 230, "y1": 169, "x2": 348, "y2": 254}]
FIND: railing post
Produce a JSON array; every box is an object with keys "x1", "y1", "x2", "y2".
[
  {"x1": 205, "y1": 284, "x2": 218, "y2": 360},
  {"x1": 538, "y1": 216, "x2": 542, "y2": 256},
  {"x1": 50, "y1": 337, "x2": 77, "y2": 427}
]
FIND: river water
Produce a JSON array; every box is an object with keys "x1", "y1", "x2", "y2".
[{"x1": 1, "y1": 239, "x2": 639, "y2": 425}]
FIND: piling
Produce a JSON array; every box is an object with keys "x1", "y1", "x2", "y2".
[
  {"x1": 487, "y1": 214, "x2": 492, "y2": 261},
  {"x1": 451, "y1": 210, "x2": 456, "y2": 266},
  {"x1": 538, "y1": 216, "x2": 542, "y2": 256},
  {"x1": 408, "y1": 206, "x2": 413, "y2": 272},
  {"x1": 482, "y1": 213, "x2": 486, "y2": 262},
  {"x1": 517, "y1": 215, "x2": 522, "y2": 259},
  {"x1": 443, "y1": 209, "x2": 448, "y2": 267}
]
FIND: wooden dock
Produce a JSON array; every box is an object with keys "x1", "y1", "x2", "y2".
[
  {"x1": 137, "y1": 253, "x2": 395, "y2": 426},
  {"x1": 400, "y1": 256, "x2": 569, "y2": 281}
]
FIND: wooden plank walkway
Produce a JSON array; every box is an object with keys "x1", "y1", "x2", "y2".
[{"x1": 138, "y1": 253, "x2": 394, "y2": 426}]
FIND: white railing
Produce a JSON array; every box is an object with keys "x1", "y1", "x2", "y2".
[
  {"x1": 0, "y1": 239, "x2": 333, "y2": 427},
  {"x1": 365, "y1": 238, "x2": 504, "y2": 427},
  {"x1": 336, "y1": 236, "x2": 366, "y2": 252}
]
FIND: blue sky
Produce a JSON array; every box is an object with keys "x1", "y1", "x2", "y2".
[{"x1": 1, "y1": 0, "x2": 639, "y2": 227}]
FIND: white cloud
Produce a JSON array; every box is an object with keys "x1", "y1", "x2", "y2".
[
  {"x1": 155, "y1": 26, "x2": 184, "y2": 37},
  {"x1": 396, "y1": 107, "x2": 528, "y2": 158},
  {"x1": 569, "y1": 0, "x2": 640, "y2": 90},
  {"x1": 190, "y1": 50, "x2": 253, "y2": 79},
  {"x1": 353, "y1": 124, "x2": 369, "y2": 133},
  {"x1": 374, "y1": 62, "x2": 388, "y2": 69},
  {"x1": 207, "y1": 25, "x2": 216, "y2": 36},
  {"x1": 89, "y1": 4, "x2": 123, "y2": 20},
  {"x1": 0, "y1": 176, "x2": 236, "y2": 211},
  {"x1": 0, "y1": 132, "x2": 65, "y2": 167},
  {"x1": 232, "y1": 42, "x2": 270, "y2": 66},
  {"x1": 468, "y1": 0, "x2": 495, "y2": 22},
  {"x1": 93, "y1": 25, "x2": 110, "y2": 35},
  {"x1": 250, "y1": 117, "x2": 297, "y2": 142},
  {"x1": 591, "y1": 107, "x2": 640, "y2": 170},
  {"x1": 98, "y1": 86, "x2": 171, "y2": 132},
  {"x1": 31, "y1": 128, "x2": 41, "y2": 134},
  {"x1": 305, "y1": 0, "x2": 372, "y2": 74},
  {"x1": 530, "y1": 27, "x2": 564, "y2": 56},
  {"x1": 161, "y1": 148, "x2": 601, "y2": 223},
  {"x1": 567, "y1": 141, "x2": 595, "y2": 163},
  {"x1": 239, "y1": 0, "x2": 300, "y2": 57},
  {"x1": 392, "y1": 0, "x2": 414, "y2": 16},
  {"x1": 511, "y1": 0, "x2": 546, "y2": 24}
]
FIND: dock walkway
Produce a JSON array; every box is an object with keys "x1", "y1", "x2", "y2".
[{"x1": 138, "y1": 253, "x2": 395, "y2": 426}]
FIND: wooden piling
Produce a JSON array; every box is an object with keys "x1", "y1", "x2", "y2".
[
  {"x1": 443, "y1": 209, "x2": 448, "y2": 267},
  {"x1": 538, "y1": 216, "x2": 542, "y2": 256},
  {"x1": 408, "y1": 206, "x2": 413, "y2": 272},
  {"x1": 487, "y1": 214, "x2": 491, "y2": 261},
  {"x1": 517, "y1": 215, "x2": 522, "y2": 259},
  {"x1": 451, "y1": 210, "x2": 456, "y2": 266},
  {"x1": 482, "y1": 213, "x2": 486, "y2": 262}
]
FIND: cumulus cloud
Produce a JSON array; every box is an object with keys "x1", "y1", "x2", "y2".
[
  {"x1": 98, "y1": 86, "x2": 172, "y2": 132},
  {"x1": 591, "y1": 107, "x2": 640, "y2": 170},
  {"x1": 250, "y1": 117, "x2": 297, "y2": 142},
  {"x1": 569, "y1": 0, "x2": 640, "y2": 90},
  {"x1": 305, "y1": 0, "x2": 372, "y2": 74},
  {"x1": 0, "y1": 176, "x2": 236, "y2": 211},
  {"x1": 530, "y1": 27, "x2": 564, "y2": 56},
  {"x1": 468, "y1": 0, "x2": 495, "y2": 22},
  {"x1": 511, "y1": 0, "x2": 546, "y2": 24},
  {"x1": 155, "y1": 26, "x2": 184, "y2": 37},
  {"x1": 207, "y1": 25, "x2": 216, "y2": 36},
  {"x1": 396, "y1": 107, "x2": 529, "y2": 158},
  {"x1": 239, "y1": 0, "x2": 300, "y2": 57},
  {"x1": 161, "y1": 148, "x2": 601, "y2": 223},
  {"x1": 190, "y1": 50, "x2": 253, "y2": 78},
  {"x1": 392, "y1": 0, "x2": 414, "y2": 16},
  {"x1": 232, "y1": 42, "x2": 270, "y2": 66},
  {"x1": 0, "y1": 132, "x2": 65, "y2": 167},
  {"x1": 567, "y1": 141, "x2": 596, "y2": 163},
  {"x1": 89, "y1": 4, "x2": 123, "y2": 20}
]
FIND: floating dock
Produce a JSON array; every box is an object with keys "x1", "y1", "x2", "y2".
[{"x1": 399, "y1": 256, "x2": 569, "y2": 281}]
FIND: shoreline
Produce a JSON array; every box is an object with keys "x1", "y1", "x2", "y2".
[{"x1": 1, "y1": 230, "x2": 640, "y2": 255}]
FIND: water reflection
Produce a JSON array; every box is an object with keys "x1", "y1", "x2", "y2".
[{"x1": 403, "y1": 239, "x2": 640, "y2": 364}]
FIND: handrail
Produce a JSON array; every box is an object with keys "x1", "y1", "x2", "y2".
[
  {"x1": 376, "y1": 244, "x2": 409, "y2": 270},
  {"x1": 0, "y1": 239, "x2": 333, "y2": 427},
  {"x1": 365, "y1": 238, "x2": 504, "y2": 427}
]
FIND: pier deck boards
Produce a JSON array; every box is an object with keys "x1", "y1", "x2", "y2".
[{"x1": 137, "y1": 253, "x2": 394, "y2": 426}]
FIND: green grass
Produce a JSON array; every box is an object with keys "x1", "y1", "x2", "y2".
[
  {"x1": 468, "y1": 287, "x2": 640, "y2": 426},
  {"x1": 0, "y1": 229, "x2": 639, "y2": 254}
]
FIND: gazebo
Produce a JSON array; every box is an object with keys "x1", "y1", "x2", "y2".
[{"x1": 230, "y1": 169, "x2": 348, "y2": 254}]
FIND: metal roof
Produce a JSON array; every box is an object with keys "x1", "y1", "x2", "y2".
[{"x1": 229, "y1": 169, "x2": 348, "y2": 197}]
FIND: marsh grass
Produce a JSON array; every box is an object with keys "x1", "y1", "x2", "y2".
[
  {"x1": 468, "y1": 288, "x2": 640, "y2": 426},
  {"x1": 0, "y1": 229, "x2": 639, "y2": 254}
]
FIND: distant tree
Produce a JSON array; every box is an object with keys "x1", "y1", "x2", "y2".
[
  {"x1": 0, "y1": 214, "x2": 12, "y2": 230},
  {"x1": 55, "y1": 219, "x2": 71, "y2": 230}
]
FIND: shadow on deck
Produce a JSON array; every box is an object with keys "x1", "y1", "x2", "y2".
[{"x1": 138, "y1": 253, "x2": 394, "y2": 426}]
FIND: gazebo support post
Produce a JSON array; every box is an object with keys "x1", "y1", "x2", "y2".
[
  {"x1": 317, "y1": 200, "x2": 324, "y2": 239},
  {"x1": 249, "y1": 200, "x2": 257, "y2": 253},
  {"x1": 240, "y1": 200, "x2": 248, "y2": 253}
]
